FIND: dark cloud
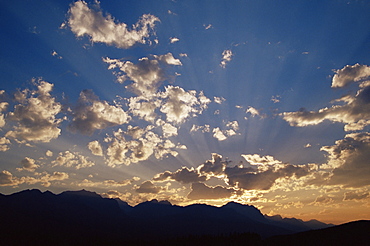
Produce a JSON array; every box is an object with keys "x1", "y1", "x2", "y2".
[
  {"x1": 153, "y1": 167, "x2": 207, "y2": 184},
  {"x1": 187, "y1": 182, "x2": 237, "y2": 200},
  {"x1": 135, "y1": 181, "x2": 161, "y2": 194}
]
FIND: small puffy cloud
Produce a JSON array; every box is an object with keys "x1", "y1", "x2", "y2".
[
  {"x1": 320, "y1": 132, "x2": 370, "y2": 187},
  {"x1": 159, "y1": 86, "x2": 210, "y2": 123},
  {"x1": 68, "y1": 1, "x2": 159, "y2": 49},
  {"x1": 153, "y1": 167, "x2": 207, "y2": 184},
  {"x1": 0, "y1": 137, "x2": 10, "y2": 152},
  {"x1": 68, "y1": 90, "x2": 130, "y2": 135},
  {"x1": 203, "y1": 24, "x2": 212, "y2": 30},
  {"x1": 103, "y1": 53, "x2": 181, "y2": 98},
  {"x1": 246, "y1": 106, "x2": 260, "y2": 117},
  {"x1": 214, "y1": 96, "x2": 226, "y2": 104},
  {"x1": 190, "y1": 124, "x2": 210, "y2": 133},
  {"x1": 161, "y1": 122, "x2": 178, "y2": 138},
  {"x1": 128, "y1": 96, "x2": 160, "y2": 122},
  {"x1": 46, "y1": 150, "x2": 53, "y2": 157},
  {"x1": 6, "y1": 80, "x2": 63, "y2": 143},
  {"x1": 213, "y1": 127, "x2": 227, "y2": 141},
  {"x1": 242, "y1": 154, "x2": 281, "y2": 166},
  {"x1": 51, "y1": 50, "x2": 62, "y2": 59},
  {"x1": 220, "y1": 49, "x2": 233, "y2": 68},
  {"x1": 135, "y1": 180, "x2": 162, "y2": 194},
  {"x1": 271, "y1": 95, "x2": 281, "y2": 103},
  {"x1": 170, "y1": 37, "x2": 179, "y2": 43},
  {"x1": 52, "y1": 151, "x2": 94, "y2": 169},
  {"x1": 0, "y1": 90, "x2": 8, "y2": 128},
  {"x1": 88, "y1": 140, "x2": 103, "y2": 156},
  {"x1": 0, "y1": 170, "x2": 20, "y2": 186},
  {"x1": 187, "y1": 182, "x2": 236, "y2": 200},
  {"x1": 282, "y1": 64, "x2": 370, "y2": 131},
  {"x1": 105, "y1": 128, "x2": 178, "y2": 167},
  {"x1": 18, "y1": 157, "x2": 39, "y2": 172}
]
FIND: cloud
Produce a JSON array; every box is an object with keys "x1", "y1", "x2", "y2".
[
  {"x1": 76, "y1": 177, "x2": 140, "y2": 188},
  {"x1": 68, "y1": 90, "x2": 130, "y2": 135},
  {"x1": 220, "y1": 49, "x2": 233, "y2": 68},
  {"x1": 18, "y1": 157, "x2": 39, "y2": 172},
  {"x1": 170, "y1": 37, "x2": 179, "y2": 43},
  {"x1": 159, "y1": 86, "x2": 210, "y2": 123},
  {"x1": 331, "y1": 63, "x2": 370, "y2": 88},
  {"x1": 214, "y1": 96, "x2": 225, "y2": 104},
  {"x1": 104, "y1": 128, "x2": 179, "y2": 167},
  {"x1": 52, "y1": 151, "x2": 95, "y2": 169},
  {"x1": 187, "y1": 182, "x2": 236, "y2": 200},
  {"x1": 282, "y1": 64, "x2": 370, "y2": 131},
  {"x1": 103, "y1": 53, "x2": 181, "y2": 98},
  {"x1": 0, "y1": 90, "x2": 8, "y2": 128},
  {"x1": 246, "y1": 106, "x2": 260, "y2": 117},
  {"x1": 88, "y1": 140, "x2": 103, "y2": 156},
  {"x1": 198, "y1": 153, "x2": 228, "y2": 177},
  {"x1": 320, "y1": 132, "x2": 370, "y2": 187},
  {"x1": 68, "y1": 0, "x2": 159, "y2": 49},
  {"x1": 212, "y1": 121, "x2": 239, "y2": 141},
  {"x1": 0, "y1": 137, "x2": 10, "y2": 152},
  {"x1": 213, "y1": 127, "x2": 227, "y2": 141},
  {"x1": 343, "y1": 191, "x2": 370, "y2": 201},
  {"x1": 6, "y1": 79, "x2": 63, "y2": 143},
  {"x1": 135, "y1": 180, "x2": 162, "y2": 193},
  {"x1": 153, "y1": 167, "x2": 207, "y2": 184},
  {"x1": 0, "y1": 170, "x2": 68, "y2": 187}
]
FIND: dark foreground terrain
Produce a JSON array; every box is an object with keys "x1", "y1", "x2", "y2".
[{"x1": 0, "y1": 189, "x2": 368, "y2": 245}]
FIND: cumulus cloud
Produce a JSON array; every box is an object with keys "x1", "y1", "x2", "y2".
[
  {"x1": 212, "y1": 121, "x2": 239, "y2": 141},
  {"x1": 68, "y1": 0, "x2": 159, "y2": 49},
  {"x1": 246, "y1": 106, "x2": 260, "y2": 117},
  {"x1": 220, "y1": 49, "x2": 233, "y2": 68},
  {"x1": 52, "y1": 151, "x2": 94, "y2": 169},
  {"x1": 0, "y1": 90, "x2": 8, "y2": 128},
  {"x1": 0, "y1": 137, "x2": 10, "y2": 152},
  {"x1": 6, "y1": 79, "x2": 63, "y2": 143},
  {"x1": 135, "y1": 180, "x2": 162, "y2": 193},
  {"x1": 320, "y1": 132, "x2": 370, "y2": 187},
  {"x1": 213, "y1": 127, "x2": 227, "y2": 141},
  {"x1": 105, "y1": 128, "x2": 178, "y2": 167},
  {"x1": 88, "y1": 140, "x2": 103, "y2": 156},
  {"x1": 187, "y1": 182, "x2": 237, "y2": 200},
  {"x1": 159, "y1": 86, "x2": 210, "y2": 123},
  {"x1": 282, "y1": 64, "x2": 370, "y2": 131},
  {"x1": 331, "y1": 63, "x2": 370, "y2": 88},
  {"x1": 103, "y1": 53, "x2": 181, "y2": 98},
  {"x1": 68, "y1": 90, "x2": 130, "y2": 135},
  {"x1": 18, "y1": 157, "x2": 39, "y2": 172}
]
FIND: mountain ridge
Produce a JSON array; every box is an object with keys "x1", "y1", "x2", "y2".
[{"x1": 1, "y1": 189, "x2": 365, "y2": 245}]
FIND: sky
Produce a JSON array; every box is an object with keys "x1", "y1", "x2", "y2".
[{"x1": 1, "y1": 0, "x2": 370, "y2": 224}]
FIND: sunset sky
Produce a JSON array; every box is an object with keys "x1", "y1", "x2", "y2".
[{"x1": 1, "y1": 0, "x2": 370, "y2": 224}]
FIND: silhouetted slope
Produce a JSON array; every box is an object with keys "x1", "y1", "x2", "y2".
[
  {"x1": 0, "y1": 189, "x2": 339, "y2": 245},
  {"x1": 265, "y1": 220, "x2": 370, "y2": 246}
]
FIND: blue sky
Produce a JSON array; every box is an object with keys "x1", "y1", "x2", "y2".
[{"x1": 1, "y1": 0, "x2": 370, "y2": 224}]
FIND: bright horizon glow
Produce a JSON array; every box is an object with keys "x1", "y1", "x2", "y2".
[{"x1": 1, "y1": 0, "x2": 370, "y2": 225}]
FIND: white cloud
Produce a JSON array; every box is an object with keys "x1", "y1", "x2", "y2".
[
  {"x1": 52, "y1": 151, "x2": 95, "y2": 169},
  {"x1": 170, "y1": 37, "x2": 179, "y2": 43},
  {"x1": 6, "y1": 79, "x2": 63, "y2": 143},
  {"x1": 332, "y1": 63, "x2": 370, "y2": 88},
  {"x1": 68, "y1": 90, "x2": 130, "y2": 135},
  {"x1": 160, "y1": 86, "x2": 210, "y2": 123},
  {"x1": 220, "y1": 49, "x2": 233, "y2": 68},
  {"x1": 213, "y1": 127, "x2": 227, "y2": 141},
  {"x1": 68, "y1": 1, "x2": 159, "y2": 49},
  {"x1": 18, "y1": 157, "x2": 39, "y2": 172},
  {"x1": 88, "y1": 140, "x2": 103, "y2": 156},
  {"x1": 0, "y1": 137, "x2": 10, "y2": 152},
  {"x1": 103, "y1": 53, "x2": 181, "y2": 98},
  {"x1": 214, "y1": 96, "x2": 226, "y2": 104},
  {"x1": 246, "y1": 106, "x2": 260, "y2": 117}
]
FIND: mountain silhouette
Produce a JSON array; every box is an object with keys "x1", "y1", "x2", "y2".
[{"x1": 0, "y1": 189, "x2": 365, "y2": 245}]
